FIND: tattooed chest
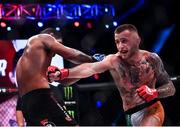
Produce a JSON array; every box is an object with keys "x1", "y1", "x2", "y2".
[{"x1": 118, "y1": 59, "x2": 155, "y2": 85}]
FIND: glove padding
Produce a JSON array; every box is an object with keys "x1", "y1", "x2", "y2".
[
  {"x1": 47, "y1": 66, "x2": 69, "y2": 82},
  {"x1": 136, "y1": 85, "x2": 158, "y2": 102},
  {"x1": 47, "y1": 65, "x2": 60, "y2": 74},
  {"x1": 47, "y1": 66, "x2": 60, "y2": 82},
  {"x1": 92, "y1": 53, "x2": 105, "y2": 62}
]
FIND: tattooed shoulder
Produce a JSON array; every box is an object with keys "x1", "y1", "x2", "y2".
[{"x1": 150, "y1": 53, "x2": 170, "y2": 85}]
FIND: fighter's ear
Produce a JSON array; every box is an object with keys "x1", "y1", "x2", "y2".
[
  {"x1": 57, "y1": 38, "x2": 63, "y2": 44},
  {"x1": 138, "y1": 37, "x2": 141, "y2": 44},
  {"x1": 49, "y1": 32, "x2": 54, "y2": 36},
  {"x1": 136, "y1": 35, "x2": 141, "y2": 45}
]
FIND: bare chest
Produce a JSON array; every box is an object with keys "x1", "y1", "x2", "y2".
[{"x1": 117, "y1": 58, "x2": 155, "y2": 87}]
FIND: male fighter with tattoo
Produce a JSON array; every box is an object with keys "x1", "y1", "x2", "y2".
[
  {"x1": 47, "y1": 24, "x2": 176, "y2": 126},
  {"x1": 15, "y1": 28, "x2": 102, "y2": 126}
]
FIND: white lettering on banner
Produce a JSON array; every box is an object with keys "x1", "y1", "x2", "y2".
[{"x1": 0, "y1": 59, "x2": 7, "y2": 76}]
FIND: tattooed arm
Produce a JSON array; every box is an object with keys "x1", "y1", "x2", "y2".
[{"x1": 153, "y1": 53, "x2": 176, "y2": 98}]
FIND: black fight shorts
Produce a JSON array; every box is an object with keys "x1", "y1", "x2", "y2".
[{"x1": 21, "y1": 88, "x2": 77, "y2": 126}]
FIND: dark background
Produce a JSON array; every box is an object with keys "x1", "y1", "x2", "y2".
[{"x1": 0, "y1": 0, "x2": 179, "y2": 125}]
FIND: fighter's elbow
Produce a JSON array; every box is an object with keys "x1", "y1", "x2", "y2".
[
  {"x1": 168, "y1": 82, "x2": 176, "y2": 96},
  {"x1": 171, "y1": 84, "x2": 176, "y2": 96}
]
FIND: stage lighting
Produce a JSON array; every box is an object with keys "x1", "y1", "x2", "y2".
[
  {"x1": 86, "y1": 22, "x2": 92, "y2": 29},
  {"x1": 93, "y1": 74, "x2": 99, "y2": 80},
  {"x1": 7, "y1": 26, "x2": 11, "y2": 31},
  {"x1": 37, "y1": 22, "x2": 43, "y2": 27},
  {"x1": 105, "y1": 8, "x2": 109, "y2": 12},
  {"x1": 48, "y1": 7, "x2": 52, "y2": 12},
  {"x1": 105, "y1": 24, "x2": 109, "y2": 29},
  {"x1": 96, "y1": 100, "x2": 102, "y2": 108},
  {"x1": 55, "y1": 27, "x2": 60, "y2": 31},
  {"x1": 0, "y1": 22, "x2": 7, "y2": 28},
  {"x1": 74, "y1": 21, "x2": 80, "y2": 27},
  {"x1": 113, "y1": 21, "x2": 117, "y2": 26}
]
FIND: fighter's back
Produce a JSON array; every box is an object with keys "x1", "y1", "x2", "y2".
[{"x1": 16, "y1": 34, "x2": 53, "y2": 96}]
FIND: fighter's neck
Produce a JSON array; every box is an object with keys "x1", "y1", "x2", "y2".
[{"x1": 125, "y1": 50, "x2": 141, "y2": 65}]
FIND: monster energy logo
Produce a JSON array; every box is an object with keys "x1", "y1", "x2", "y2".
[
  {"x1": 64, "y1": 86, "x2": 73, "y2": 100},
  {"x1": 68, "y1": 110, "x2": 75, "y2": 118}
]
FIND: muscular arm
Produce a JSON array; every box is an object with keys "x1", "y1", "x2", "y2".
[
  {"x1": 153, "y1": 53, "x2": 176, "y2": 98},
  {"x1": 16, "y1": 111, "x2": 24, "y2": 127},
  {"x1": 16, "y1": 97, "x2": 24, "y2": 127},
  {"x1": 68, "y1": 55, "x2": 113, "y2": 78},
  {"x1": 56, "y1": 46, "x2": 93, "y2": 64},
  {"x1": 41, "y1": 34, "x2": 92, "y2": 64}
]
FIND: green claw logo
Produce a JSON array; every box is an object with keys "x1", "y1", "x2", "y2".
[
  {"x1": 68, "y1": 110, "x2": 75, "y2": 118},
  {"x1": 64, "y1": 86, "x2": 73, "y2": 100}
]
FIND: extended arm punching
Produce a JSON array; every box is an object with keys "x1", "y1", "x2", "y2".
[
  {"x1": 47, "y1": 66, "x2": 80, "y2": 85},
  {"x1": 47, "y1": 55, "x2": 112, "y2": 82}
]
